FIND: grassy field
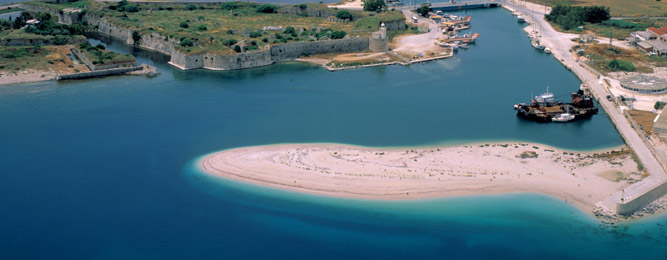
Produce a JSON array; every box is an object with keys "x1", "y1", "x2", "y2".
[
  {"x1": 24, "y1": 0, "x2": 94, "y2": 11},
  {"x1": 577, "y1": 44, "x2": 667, "y2": 74},
  {"x1": 550, "y1": 19, "x2": 667, "y2": 39},
  {"x1": 0, "y1": 46, "x2": 82, "y2": 73},
  {"x1": 526, "y1": 0, "x2": 667, "y2": 17},
  {"x1": 78, "y1": 43, "x2": 135, "y2": 65},
  {"x1": 83, "y1": 2, "x2": 405, "y2": 54},
  {"x1": 629, "y1": 110, "x2": 657, "y2": 136}
]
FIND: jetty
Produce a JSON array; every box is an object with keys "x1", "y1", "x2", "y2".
[{"x1": 503, "y1": 0, "x2": 667, "y2": 216}]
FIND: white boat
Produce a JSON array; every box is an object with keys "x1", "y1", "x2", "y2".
[
  {"x1": 552, "y1": 113, "x2": 575, "y2": 122},
  {"x1": 544, "y1": 47, "x2": 552, "y2": 54},
  {"x1": 531, "y1": 39, "x2": 545, "y2": 50},
  {"x1": 459, "y1": 44, "x2": 470, "y2": 49},
  {"x1": 517, "y1": 16, "x2": 526, "y2": 23}
]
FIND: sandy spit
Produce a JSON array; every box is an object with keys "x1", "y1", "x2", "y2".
[{"x1": 201, "y1": 142, "x2": 641, "y2": 213}]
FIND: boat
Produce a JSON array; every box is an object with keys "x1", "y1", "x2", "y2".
[
  {"x1": 459, "y1": 44, "x2": 470, "y2": 49},
  {"x1": 544, "y1": 47, "x2": 552, "y2": 54},
  {"x1": 531, "y1": 38, "x2": 545, "y2": 50},
  {"x1": 517, "y1": 16, "x2": 526, "y2": 23},
  {"x1": 513, "y1": 87, "x2": 598, "y2": 122},
  {"x1": 551, "y1": 113, "x2": 575, "y2": 122}
]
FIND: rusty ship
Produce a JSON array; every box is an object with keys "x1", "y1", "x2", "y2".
[{"x1": 513, "y1": 87, "x2": 598, "y2": 122}]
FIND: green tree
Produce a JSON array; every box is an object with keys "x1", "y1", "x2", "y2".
[
  {"x1": 416, "y1": 4, "x2": 430, "y2": 17},
  {"x1": 233, "y1": 45, "x2": 241, "y2": 53},
  {"x1": 198, "y1": 24, "x2": 207, "y2": 31},
  {"x1": 222, "y1": 2, "x2": 238, "y2": 10},
  {"x1": 179, "y1": 21, "x2": 189, "y2": 28},
  {"x1": 256, "y1": 4, "x2": 278, "y2": 13},
  {"x1": 607, "y1": 59, "x2": 635, "y2": 71},
  {"x1": 131, "y1": 31, "x2": 141, "y2": 44},
  {"x1": 336, "y1": 10, "x2": 352, "y2": 20},
  {"x1": 331, "y1": 30, "x2": 347, "y2": 39},
  {"x1": 362, "y1": 0, "x2": 385, "y2": 12}
]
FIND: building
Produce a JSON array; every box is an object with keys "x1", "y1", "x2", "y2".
[
  {"x1": 631, "y1": 27, "x2": 667, "y2": 56},
  {"x1": 620, "y1": 75, "x2": 667, "y2": 95}
]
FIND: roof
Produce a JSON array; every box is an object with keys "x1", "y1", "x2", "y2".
[
  {"x1": 647, "y1": 39, "x2": 667, "y2": 52},
  {"x1": 648, "y1": 27, "x2": 667, "y2": 36},
  {"x1": 638, "y1": 41, "x2": 653, "y2": 49}
]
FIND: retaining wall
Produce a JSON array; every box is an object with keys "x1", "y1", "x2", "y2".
[{"x1": 20, "y1": 3, "x2": 81, "y2": 24}]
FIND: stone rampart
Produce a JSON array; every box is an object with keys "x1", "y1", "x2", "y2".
[
  {"x1": 20, "y1": 3, "x2": 81, "y2": 24},
  {"x1": 270, "y1": 37, "x2": 369, "y2": 61}
]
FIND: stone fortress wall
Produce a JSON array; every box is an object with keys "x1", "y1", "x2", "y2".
[{"x1": 20, "y1": 3, "x2": 403, "y2": 71}]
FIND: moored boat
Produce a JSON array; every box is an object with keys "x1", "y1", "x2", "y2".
[
  {"x1": 514, "y1": 87, "x2": 598, "y2": 122},
  {"x1": 517, "y1": 16, "x2": 526, "y2": 23}
]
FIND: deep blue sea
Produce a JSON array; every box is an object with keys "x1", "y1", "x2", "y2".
[{"x1": 1, "y1": 7, "x2": 666, "y2": 259}]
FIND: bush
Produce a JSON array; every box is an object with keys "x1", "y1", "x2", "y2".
[
  {"x1": 179, "y1": 21, "x2": 189, "y2": 28},
  {"x1": 186, "y1": 5, "x2": 197, "y2": 11},
  {"x1": 226, "y1": 30, "x2": 234, "y2": 34},
  {"x1": 262, "y1": 37, "x2": 269, "y2": 43},
  {"x1": 249, "y1": 31, "x2": 262, "y2": 38},
  {"x1": 298, "y1": 4, "x2": 308, "y2": 9},
  {"x1": 233, "y1": 45, "x2": 241, "y2": 53},
  {"x1": 607, "y1": 59, "x2": 635, "y2": 71},
  {"x1": 256, "y1": 4, "x2": 277, "y2": 13},
  {"x1": 124, "y1": 5, "x2": 139, "y2": 12},
  {"x1": 331, "y1": 30, "x2": 347, "y2": 39},
  {"x1": 362, "y1": 0, "x2": 385, "y2": 12},
  {"x1": 222, "y1": 39, "x2": 237, "y2": 46},
  {"x1": 198, "y1": 24, "x2": 207, "y2": 31},
  {"x1": 96, "y1": 44, "x2": 106, "y2": 50},
  {"x1": 284, "y1": 26, "x2": 296, "y2": 37},
  {"x1": 336, "y1": 10, "x2": 352, "y2": 20},
  {"x1": 180, "y1": 38, "x2": 194, "y2": 47}
]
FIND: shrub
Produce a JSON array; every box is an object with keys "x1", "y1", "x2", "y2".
[
  {"x1": 249, "y1": 31, "x2": 262, "y2": 38},
  {"x1": 299, "y1": 4, "x2": 308, "y2": 9},
  {"x1": 256, "y1": 4, "x2": 277, "y2": 13},
  {"x1": 331, "y1": 30, "x2": 347, "y2": 39},
  {"x1": 262, "y1": 37, "x2": 269, "y2": 43},
  {"x1": 180, "y1": 38, "x2": 194, "y2": 47},
  {"x1": 198, "y1": 24, "x2": 207, "y2": 31},
  {"x1": 179, "y1": 21, "x2": 189, "y2": 28},
  {"x1": 233, "y1": 45, "x2": 241, "y2": 52},
  {"x1": 124, "y1": 5, "x2": 139, "y2": 12},
  {"x1": 284, "y1": 26, "x2": 296, "y2": 36},
  {"x1": 607, "y1": 59, "x2": 635, "y2": 71},
  {"x1": 186, "y1": 4, "x2": 197, "y2": 11},
  {"x1": 336, "y1": 10, "x2": 352, "y2": 20},
  {"x1": 222, "y1": 39, "x2": 237, "y2": 46}
]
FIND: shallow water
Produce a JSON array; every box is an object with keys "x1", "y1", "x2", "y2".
[{"x1": 1, "y1": 7, "x2": 664, "y2": 259}]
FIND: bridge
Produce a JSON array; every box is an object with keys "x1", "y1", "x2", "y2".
[{"x1": 397, "y1": 0, "x2": 501, "y2": 11}]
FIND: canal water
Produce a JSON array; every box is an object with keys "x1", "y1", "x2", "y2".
[{"x1": 1, "y1": 7, "x2": 665, "y2": 260}]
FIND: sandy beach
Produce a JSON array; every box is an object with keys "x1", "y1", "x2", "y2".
[
  {"x1": 0, "y1": 69, "x2": 57, "y2": 86},
  {"x1": 201, "y1": 143, "x2": 642, "y2": 213}
]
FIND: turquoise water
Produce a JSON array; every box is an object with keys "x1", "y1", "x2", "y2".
[{"x1": 1, "y1": 7, "x2": 665, "y2": 259}]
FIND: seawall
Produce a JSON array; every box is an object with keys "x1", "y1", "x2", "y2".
[{"x1": 57, "y1": 66, "x2": 143, "y2": 80}]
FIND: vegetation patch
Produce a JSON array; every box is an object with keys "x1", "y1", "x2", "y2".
[
  {"x1": 546, "y1": 5, "x2": 610, "y2": 30},
  {"x1": 517, "y1": 151, "x2": 539, "y2": 159},
  {"x1": 77, "y1": 42, "x2": 134, "y2": 65}
]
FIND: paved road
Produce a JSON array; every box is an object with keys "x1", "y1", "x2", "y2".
[{"x1": 502, "y1": 0, "x2": 667, "y2": 212}]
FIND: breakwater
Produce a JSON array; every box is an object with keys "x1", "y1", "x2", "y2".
[{"x1": 56, "y1": 66, "x2": 143, "y2": 80}]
